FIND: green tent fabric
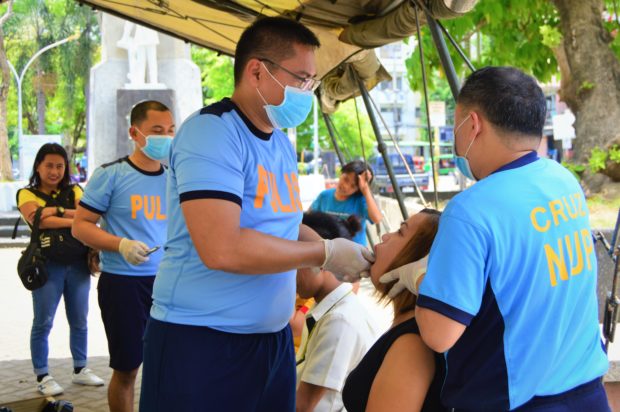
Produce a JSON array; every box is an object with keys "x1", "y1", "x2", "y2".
[{"x1": 76, "y1": 0, "x2": 477, "y2": 110}]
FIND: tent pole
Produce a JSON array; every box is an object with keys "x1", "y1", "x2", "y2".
[
  {"x1": 436, "y1": 20, "x2": 476, "y2": 72},
  {"x1": 426, "y1": 13, "x2": 461, "y2": 100},
  {"x1": 425, "y1": 11, "x2": 461, "y2": 99},
  {"x1": 356, "y1": 77, "x2": 409, "y2": 220},
  {"x1": 414, "y1": 5, "x2": 440, "y2": 209},
  {"x1": 413, "y1": 0, "x2": 476, "y2": 73},
  {"x1": 322, "y1": 112, "x2": 346, "y2": 166}
]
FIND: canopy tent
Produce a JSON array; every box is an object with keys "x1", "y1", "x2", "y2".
[
  {"x1": 75, "y1": 0, "x2": 478, "y2": 219},
  {"x1": 75, "y1": 0, "x2": 476, "y2": 112}
]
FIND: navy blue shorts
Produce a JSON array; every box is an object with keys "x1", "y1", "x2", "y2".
[
  {"x1": 97, "y1": 272, "x2": 154, "y2": 371},
  {"x1": 511, "y1": 378, "x2": 610, "y2": 411},
  {"x1": 139, "y1": 318, "x2": 295, "y2": 412}
]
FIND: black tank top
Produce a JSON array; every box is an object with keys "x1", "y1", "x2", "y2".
[{"x1": 342, "y1": 316, "x2": 447, "y2": 412}]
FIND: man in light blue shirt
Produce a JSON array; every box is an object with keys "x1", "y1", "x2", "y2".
[
  {"x1": 385, "y1": 67, "x2": 609, "y2": 411},
  {"x1": 139, "y1": 17, "x2": 373, "y2": 412},
  {"x1": 73, "y1": 100, "x2": 174, "y2": 412}
]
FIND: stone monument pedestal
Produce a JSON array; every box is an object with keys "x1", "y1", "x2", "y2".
[
  {"x1": 87, "y1": 14, "x2": 202, "y2": 174},
  {"x1": 116, "y1": 89, "x2": 176, "y2": 157}
]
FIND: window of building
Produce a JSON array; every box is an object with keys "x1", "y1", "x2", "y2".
[
  {"x1": 380, "y1": 43, "x2": 401, "y2": 59},
  {"x1": 396, "y1": 76, "x2": 403, "y2": 90}
]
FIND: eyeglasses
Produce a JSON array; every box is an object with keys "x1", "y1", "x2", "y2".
[{"x1": 259, "y1": 58, "x2": 321, "y2": 92}]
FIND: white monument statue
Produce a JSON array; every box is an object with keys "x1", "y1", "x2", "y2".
[
  {"x1": 88, "y1": 14, "x2": 202, "y2": 173},
  {"x1": 117, "y1": 22, "x2": 165, "y2": 88}
]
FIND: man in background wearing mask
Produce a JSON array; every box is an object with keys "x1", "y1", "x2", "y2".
[
  {"x1": 72, "y1": 100, "x2": 174, "y2": 412},
  {"x1": 139, "y1": 17, "x2": 373, "y2": 412},
  {"x1": 383, "y1": 67, "x2": 609, "y2": 411}
]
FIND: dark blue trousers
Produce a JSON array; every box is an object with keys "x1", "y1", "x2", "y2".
[
  {"x1": 454, "y1": 378, "x2": 610, "y2": 412},
  {"x1": 511, "y1": 378, "x2": 610, "y2": 411},
  {"x1": 139, "y1": 317, "x2": 295, "y2": 412}
]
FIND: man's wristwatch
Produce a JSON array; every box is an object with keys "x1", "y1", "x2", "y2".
[{"x1": 56, "y1": 206, "x2": 65, "y2": 217}]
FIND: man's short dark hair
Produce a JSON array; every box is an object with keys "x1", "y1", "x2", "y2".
[
  {"x1": 457, "y1": 66, "x2": 546, "y2": 137},
  {"x1": 130, "y1": 100, "x2": 171, "y2": 126},
  {"x1": 234, "y1": 17, "x2": 320, "y2": 85}
]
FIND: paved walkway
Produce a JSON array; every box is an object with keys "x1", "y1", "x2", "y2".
[
  {"x1": 0, "y1": 357, "x2": 140, "y2": 411},
  {"x1": 0, "y1": 248, "x2": 391, "y2": 411},
  {"x1": 1, "y1": 245, "x2": 619, "y2": 411},
  {"x1": 0, "y1": 248, "x2": 133, "y2": 410}
]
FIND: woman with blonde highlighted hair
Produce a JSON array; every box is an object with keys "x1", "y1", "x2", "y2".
[{"x1": 342, "y1": 208, "x2": 448, "y2": 412}]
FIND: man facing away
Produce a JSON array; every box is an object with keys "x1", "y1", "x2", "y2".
[{"x1": 387, "y1": 67, "x2": 610, "y2": 411}]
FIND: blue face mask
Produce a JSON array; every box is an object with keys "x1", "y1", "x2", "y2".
[
  {"x1": 136, "y1": 130, "x2": 173, "y2": 161},
  {"x1": 453, "y1": 114, "x2": 477, "y2": 181},
  {"x1": 257, "y1": 63, "x2": 314, "y2": 129}
]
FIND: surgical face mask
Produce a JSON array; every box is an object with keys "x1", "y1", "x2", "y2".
[
  {"x1": 453, "y1": 114, "x2": 477, "y2": 181},
  {"x1": 256, "y1": 62, "x2": 314, "y2": 129},
  {"x1": 136, "y1": 129, "x2": 173, "y2": 161}
]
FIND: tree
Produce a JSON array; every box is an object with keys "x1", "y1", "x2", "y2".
[
  {"x1": 405, "y1": 0, "x2": 620, "y2": 163},
  {"x1": 296, "y1": 98, "x2": 376, "y2": 163},
  {"x1": 8, "y1": 0, "x2": 57, "y2": 136},
  {"x1": 0, "y1": 0, "x2": 98, "y2": 175},
  {"x1": 191, "y1": 46, "x2": 234, "y2": 106},
  {"x1": 0, "y1": 0, "x2": 14, "y2": 180},
  {"x1": 50, "y1": 1, "x2": 99, "y2": 162},
  {"x1": 550, "y1": 0, "x2": 620, "y2": 164}
]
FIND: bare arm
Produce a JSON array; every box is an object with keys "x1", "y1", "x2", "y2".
[
  {"x1": 296, "y1": 382, "x2": 328, "y2": 412},
  {"x1": 63, "y1": 209, "x2": 76, "y2": 218},
  {"x1": 182, "y1": 198, "x2": 325, "y2": 274},
  {"x1": 299, "y1": 223, "x2": 323, "y2": 242},
  {"x1": 72, "y1": 205, "x2": 122, "y2": 252},
  {"x1": 358, "y1": 172, "x2": 382, "y2": 224},
  {"x1": 289, "y1": 308, "x2": 306, "y2": 341},
  {"x1": 362, "y1": 188, "x2": 383, "y2": 224},
  {"x1": 366, "y1": 333, "x2": 435, "y2": 412},
  {"x1": 19, "y1": 202, "x2": 73, "y2": 229},
  {"x1": 59, "y1": 193, "x2": 80, "y2": 219},
  {"x1": 415, "y1": 306, "x2": 466, "y2": 353}
]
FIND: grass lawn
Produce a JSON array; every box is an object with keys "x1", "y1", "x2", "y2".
[{"x1": 588, "y1": 195, "x2": 620, "y2": 230}]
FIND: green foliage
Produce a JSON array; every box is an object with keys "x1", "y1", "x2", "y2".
[
  {"x1": 579, "y1": 80, "x2": 595, "y2": 92},
  {"x1": 297, "y1": 162, "x2": 309, "y2": 175},
  {"x1": 405, "y1": 0, "x2": 620, "y2": 100},
  {"x1": 405, "y1": 0, "x2": 559, "y2": 97},
  {"x1": 296, "y1": 98, "x2": 376, "y2": 161},
  {"x1": 540, "y1": 25, "x2": 562, "y2": 48},
  {"x1": 609, "y1": 145, "x2": 620, "y2": 163},
  {"x1": 588, "y1": 147, "x2": 608, "y2": 173},
  {"x1": 603, "y1": 0, "x2": 620, "y2": 58},
  {"x1": 1, "y1": 0, "x2": 99, "y2": 162},
  {"x1": 561, "y1": 161, "x2": 585, "y2": 181},
  {"x1": 191, "y1": 46, "x2": 234, "y2": 105}
]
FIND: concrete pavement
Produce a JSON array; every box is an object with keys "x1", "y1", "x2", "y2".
[
  {"x1": 0, "y1": 357, "x2": 140, "y2": 411},
  {"x1": 0, "y1": 247, "x2": 391, "y2": 411},
  {"x1": 0, "y1": 247, "x2": 131, "y2": 410},
  {"x1": 1, "y1": 244, "x2": 619, "y2": 411}
]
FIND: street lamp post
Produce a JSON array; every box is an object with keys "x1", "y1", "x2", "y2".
[{"x1": 7, "y1": 33, "x2": 79, "y2": 177}]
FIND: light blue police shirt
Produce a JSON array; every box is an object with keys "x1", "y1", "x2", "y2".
[
  {"x1": 151, "y1": 98, "x2": 303, "y2": 333},
  {"x1": 418, "y1": 152, "x2": 608, "y2": 410},
  {"x1": 79, "y1": 157, "x2": 168, "y2": 276}
]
